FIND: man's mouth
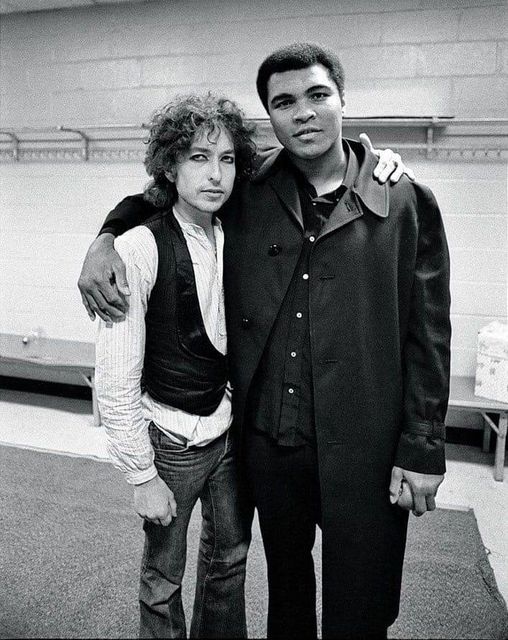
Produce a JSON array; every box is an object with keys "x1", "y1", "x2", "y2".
[
  {"x1": 202, "y1": 189, "x2": 224, "y2": 195},
  {"x1": 294, "y1": 128, "x2": 321, "y2": 138}
]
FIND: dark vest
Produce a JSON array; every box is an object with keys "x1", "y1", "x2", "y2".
[{"x1": 143, "y1": 211, "x2": 228, "y2": 416}]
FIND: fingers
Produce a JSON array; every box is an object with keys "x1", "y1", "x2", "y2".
[
  {"x1": 80, "y1": 292, "x2": 96, "y2": 321},
  {"x1": 100, "y1": 279, "x2": 129, "y2": 314},
  {"x1": 145, "y1": 516, "x2": 171, "y2": 526},
  {"x1": 389, "y1": 466, "x2": 403, "y2": 504},
  {"x1": 82, "y1": 291, "x2": 111, "y2": 323},
  {"x1": 412, "y1": 491, "x2": 427, "y2": 517},
  {"x1": 426, "y1": 494, "x2": 436, "y2": 512},
  {"x1": 139, "y1": 509, "x2": 173, "y2": 527},
  {"x1": 389, "y1": 162, "x2": 404, "y2": 184},
  {"x1": 359, "y1": 132, "x2": 377, "y2": 155},
  {"x1": 397, "y1": 481, "x2": 414, "y2": 511},
  {"x1": 391, "y1": 467, "x2": 442, "y2": 515},
  {"x1": 375, "y1": 150, "x2": 400, "y2": 183},
  {"x1": 112, "y1": 261, "x2": 131, "y2": 298},
  {"x1": 167, "y1": 490, "x2": 177, "y2": 519},
  {"x1": 85, "y1": 289, "x2": 123, "y2": 323},
  {"x1": 138, "y1": 498, "x2": 177, "y2": 527},
  {"x1": 158, "y1": 512, "x2": 173, "y2": 527}
]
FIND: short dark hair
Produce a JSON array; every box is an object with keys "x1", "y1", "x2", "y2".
[
  {"x1": 256, "y1": 42, "x2": 346, "y2": 112},
  {"x1": 143, "y1": 93, "x2": 256, "y2": 209}
]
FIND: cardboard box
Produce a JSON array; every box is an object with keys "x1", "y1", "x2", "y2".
[{"x1": 475, "y1": 321, "x2": 508, "y2": 403}]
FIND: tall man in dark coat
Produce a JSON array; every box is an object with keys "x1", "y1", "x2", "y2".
[{"x1": 79, "y1": 43, "x2": 450, "y2": 640}]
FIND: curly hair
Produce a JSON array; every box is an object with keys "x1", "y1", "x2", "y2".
[
  {"x1": 143, "y1": 93, "x2": 257, "y2": 209},
  {"x1": 256, "y1": 42, "x2": 346, "y2": 112}
]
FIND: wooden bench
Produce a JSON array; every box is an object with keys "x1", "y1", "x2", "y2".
[
  {"x1": 1, "y1": 337, "x2": 506, "y2": 480},
  {"x1": 448, "y1": 375, "x2": 507, "y2": 482},
  {"x1": 0, "y1": 333, "x2": 99, "y2": 427}
]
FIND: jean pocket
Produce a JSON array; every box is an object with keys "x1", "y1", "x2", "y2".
[{"x1": 148, "y1": 421, "x2": 189, "y2": 452}]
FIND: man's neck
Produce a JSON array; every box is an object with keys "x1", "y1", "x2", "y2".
[
  {"x1": 173, "y1": 205, "x2": 216, "y2": 250},
  {"x1": 289, "y1": 140, "x2": 347, "y2": 196}
]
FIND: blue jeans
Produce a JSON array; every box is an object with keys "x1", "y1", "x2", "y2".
[{"x1": 139, "y1": 423, "x2": 250, "y2": 639}]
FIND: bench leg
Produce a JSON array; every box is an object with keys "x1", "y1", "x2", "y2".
[
  {"x1": 482, "y1": 417, "x2": 491, "y2": 453},
  {"x1": 494, "y1": 412, "x2": 506, "y2": 482}
]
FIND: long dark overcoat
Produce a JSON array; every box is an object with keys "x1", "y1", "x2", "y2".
[{"x1": 223, "y1": 140, "x2": 451, "y2": 634}]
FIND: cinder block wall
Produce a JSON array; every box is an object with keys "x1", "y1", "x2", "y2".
[
  {"x1": 1, "y1": 0, "x2": 507, "y2": 124},
  {"x1": 0, "y1": 0, "x2": 507, "y2": 394}
]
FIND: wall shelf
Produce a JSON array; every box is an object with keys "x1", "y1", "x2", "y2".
[{"x1": 1, "y1": 117, "x2": 507, "y2": 163}]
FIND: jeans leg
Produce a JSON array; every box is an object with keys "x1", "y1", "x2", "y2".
[
  {"x1": 139, "y1": 423, "x2": 221, "y2": 639},
  {"x1": 190, "y1": 432, "x2": 252, "y2": 639},
  {"x1": 139, "y1": 513, "x2": 193, "y2": 639}
]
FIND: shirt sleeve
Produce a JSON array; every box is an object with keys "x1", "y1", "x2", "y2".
[
  {"x1": 95, "y1": 227, "x2": 159, "y2": 484},
  {"x1": 99, "y1": 194, "x2": 160, "y2": 237}
]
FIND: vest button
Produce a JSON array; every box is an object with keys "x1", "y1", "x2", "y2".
[
  {"x1": 241, "y1": 318, "x2": 250, "y2": 329},
  {"x1": 268, "y1": 244, "x2": 282, "y2": 256}
]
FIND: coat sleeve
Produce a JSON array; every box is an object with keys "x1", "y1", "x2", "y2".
[
  {"x1": 99, "y1": 194, "x2": 159, "y2": 237},
  {"x1": 394, "y1": 183, "x2": 451, "y2": 475}
]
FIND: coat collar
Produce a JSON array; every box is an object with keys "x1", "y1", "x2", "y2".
[
  {"x1": 252, "y1": 138, "x2": 389, "y2": 228},
  {"x1": 349, "y1": 139, "x2": 389, "y2": 219}
]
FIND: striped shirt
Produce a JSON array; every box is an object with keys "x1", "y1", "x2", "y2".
[{"x1": 95, "y1": 209, "x2": 231, "y2": 485}]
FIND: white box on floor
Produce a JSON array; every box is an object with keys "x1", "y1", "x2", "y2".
[{"x1": 475, "y1": 321, "x2": 508, "y2": 403}]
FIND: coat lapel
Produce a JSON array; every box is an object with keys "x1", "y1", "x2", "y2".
[
  {"x1": 251, "y1": 140, "x2": 390, "y2": 237},
  {"x1": 252, "y1": 148, "x2": 304, "y2": 229},
  {"x1": 266, "y1": 164, "x2": 304, "y2": 229},
  {"x1": 319, "y1": 141, "x2": 390, "y2": 239},
  {"x1": 319, "y1": 192, "x2": 363, "y2": 238}
]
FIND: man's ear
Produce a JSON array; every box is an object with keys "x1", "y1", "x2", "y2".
[{"x1": 165, "y1": 169, "x2": 176, "y2": 183}]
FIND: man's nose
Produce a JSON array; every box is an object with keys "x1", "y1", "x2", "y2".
[
  {"x1": 293, "y1": 101, "x2": 316, "y2": 123},
  {"x1": 208, "y1": 159, "x2": 221, "y2": 183}
]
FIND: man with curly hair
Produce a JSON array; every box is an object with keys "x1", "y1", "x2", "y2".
[{"x1": 94, "y1": 94, "x2": 255, "y2": 639}]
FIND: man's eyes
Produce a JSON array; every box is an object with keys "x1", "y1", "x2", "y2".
[
  {"x1": 310, "y1": 92, "x2": 329, "y2": 101},
  {"x1": 273, "y1": 93, "x2": 329, "y2": 109},
  {"x1": 189, "y1": 153, "x2": 235, "y2": 163},
  {"x1": 273, "y1": 99, "x2": 294, "y2": 109}
]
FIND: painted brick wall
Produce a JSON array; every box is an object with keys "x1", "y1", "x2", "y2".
[
  {"x1": 1, "y1": 0, "x2": 506, "y2": 125},
  {"x1": 0, "y1": 0, "x2": 507, "y2": 398}
]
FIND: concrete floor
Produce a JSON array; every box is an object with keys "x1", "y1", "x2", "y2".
[{"x1": 1, "y1": 387, "x2": 507, "y2": 607}]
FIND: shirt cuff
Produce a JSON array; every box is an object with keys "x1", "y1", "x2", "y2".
[{"x1": 125, "y1": 464, "x2": 158, "y2": 486}]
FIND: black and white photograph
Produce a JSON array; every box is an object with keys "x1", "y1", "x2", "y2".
[{"x1": 0, "y1": 1, "x2": 507, "y2": 638}]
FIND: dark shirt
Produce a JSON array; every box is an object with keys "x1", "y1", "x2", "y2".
[{"x1": 245, "y1": 141, "x2": 359, "y2": 447}]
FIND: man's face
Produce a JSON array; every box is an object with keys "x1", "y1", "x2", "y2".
[
  {"x1": 167, "y1": 126, "x2": 236, "y2": 218},
  {"x1": 266, "y1": 63, "x2": 344, "y2": 162}
]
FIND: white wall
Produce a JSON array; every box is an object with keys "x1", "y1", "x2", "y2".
[
  {"x1": 0, "y1": 162, "x2": 147, "y2": 343},
  {"x1": 1, "y1": 0, "x2": 506, "y2": 126}
]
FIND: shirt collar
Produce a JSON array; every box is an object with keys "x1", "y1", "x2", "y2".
[{"x1": 173, "y1": 207, "x2": 223, "y2": 233}]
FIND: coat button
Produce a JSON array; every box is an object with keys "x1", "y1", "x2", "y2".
[
  {"x1": 241, "y1": 318, "x2": 250, "y2": 329},
  {"x1": 268, "y1": 244, "x2": 282, "y2": 256}
]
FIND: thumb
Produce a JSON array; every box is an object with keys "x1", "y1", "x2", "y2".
[
  {"x1": 168, "y1": 491, "x2": 177, "y2": 518},
  {"x1": 389, "y1": 466, "x2": 403, "y2": 504},
  {"x1": 359, "y1": 132, "x2": 375, "y2": 153}
]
